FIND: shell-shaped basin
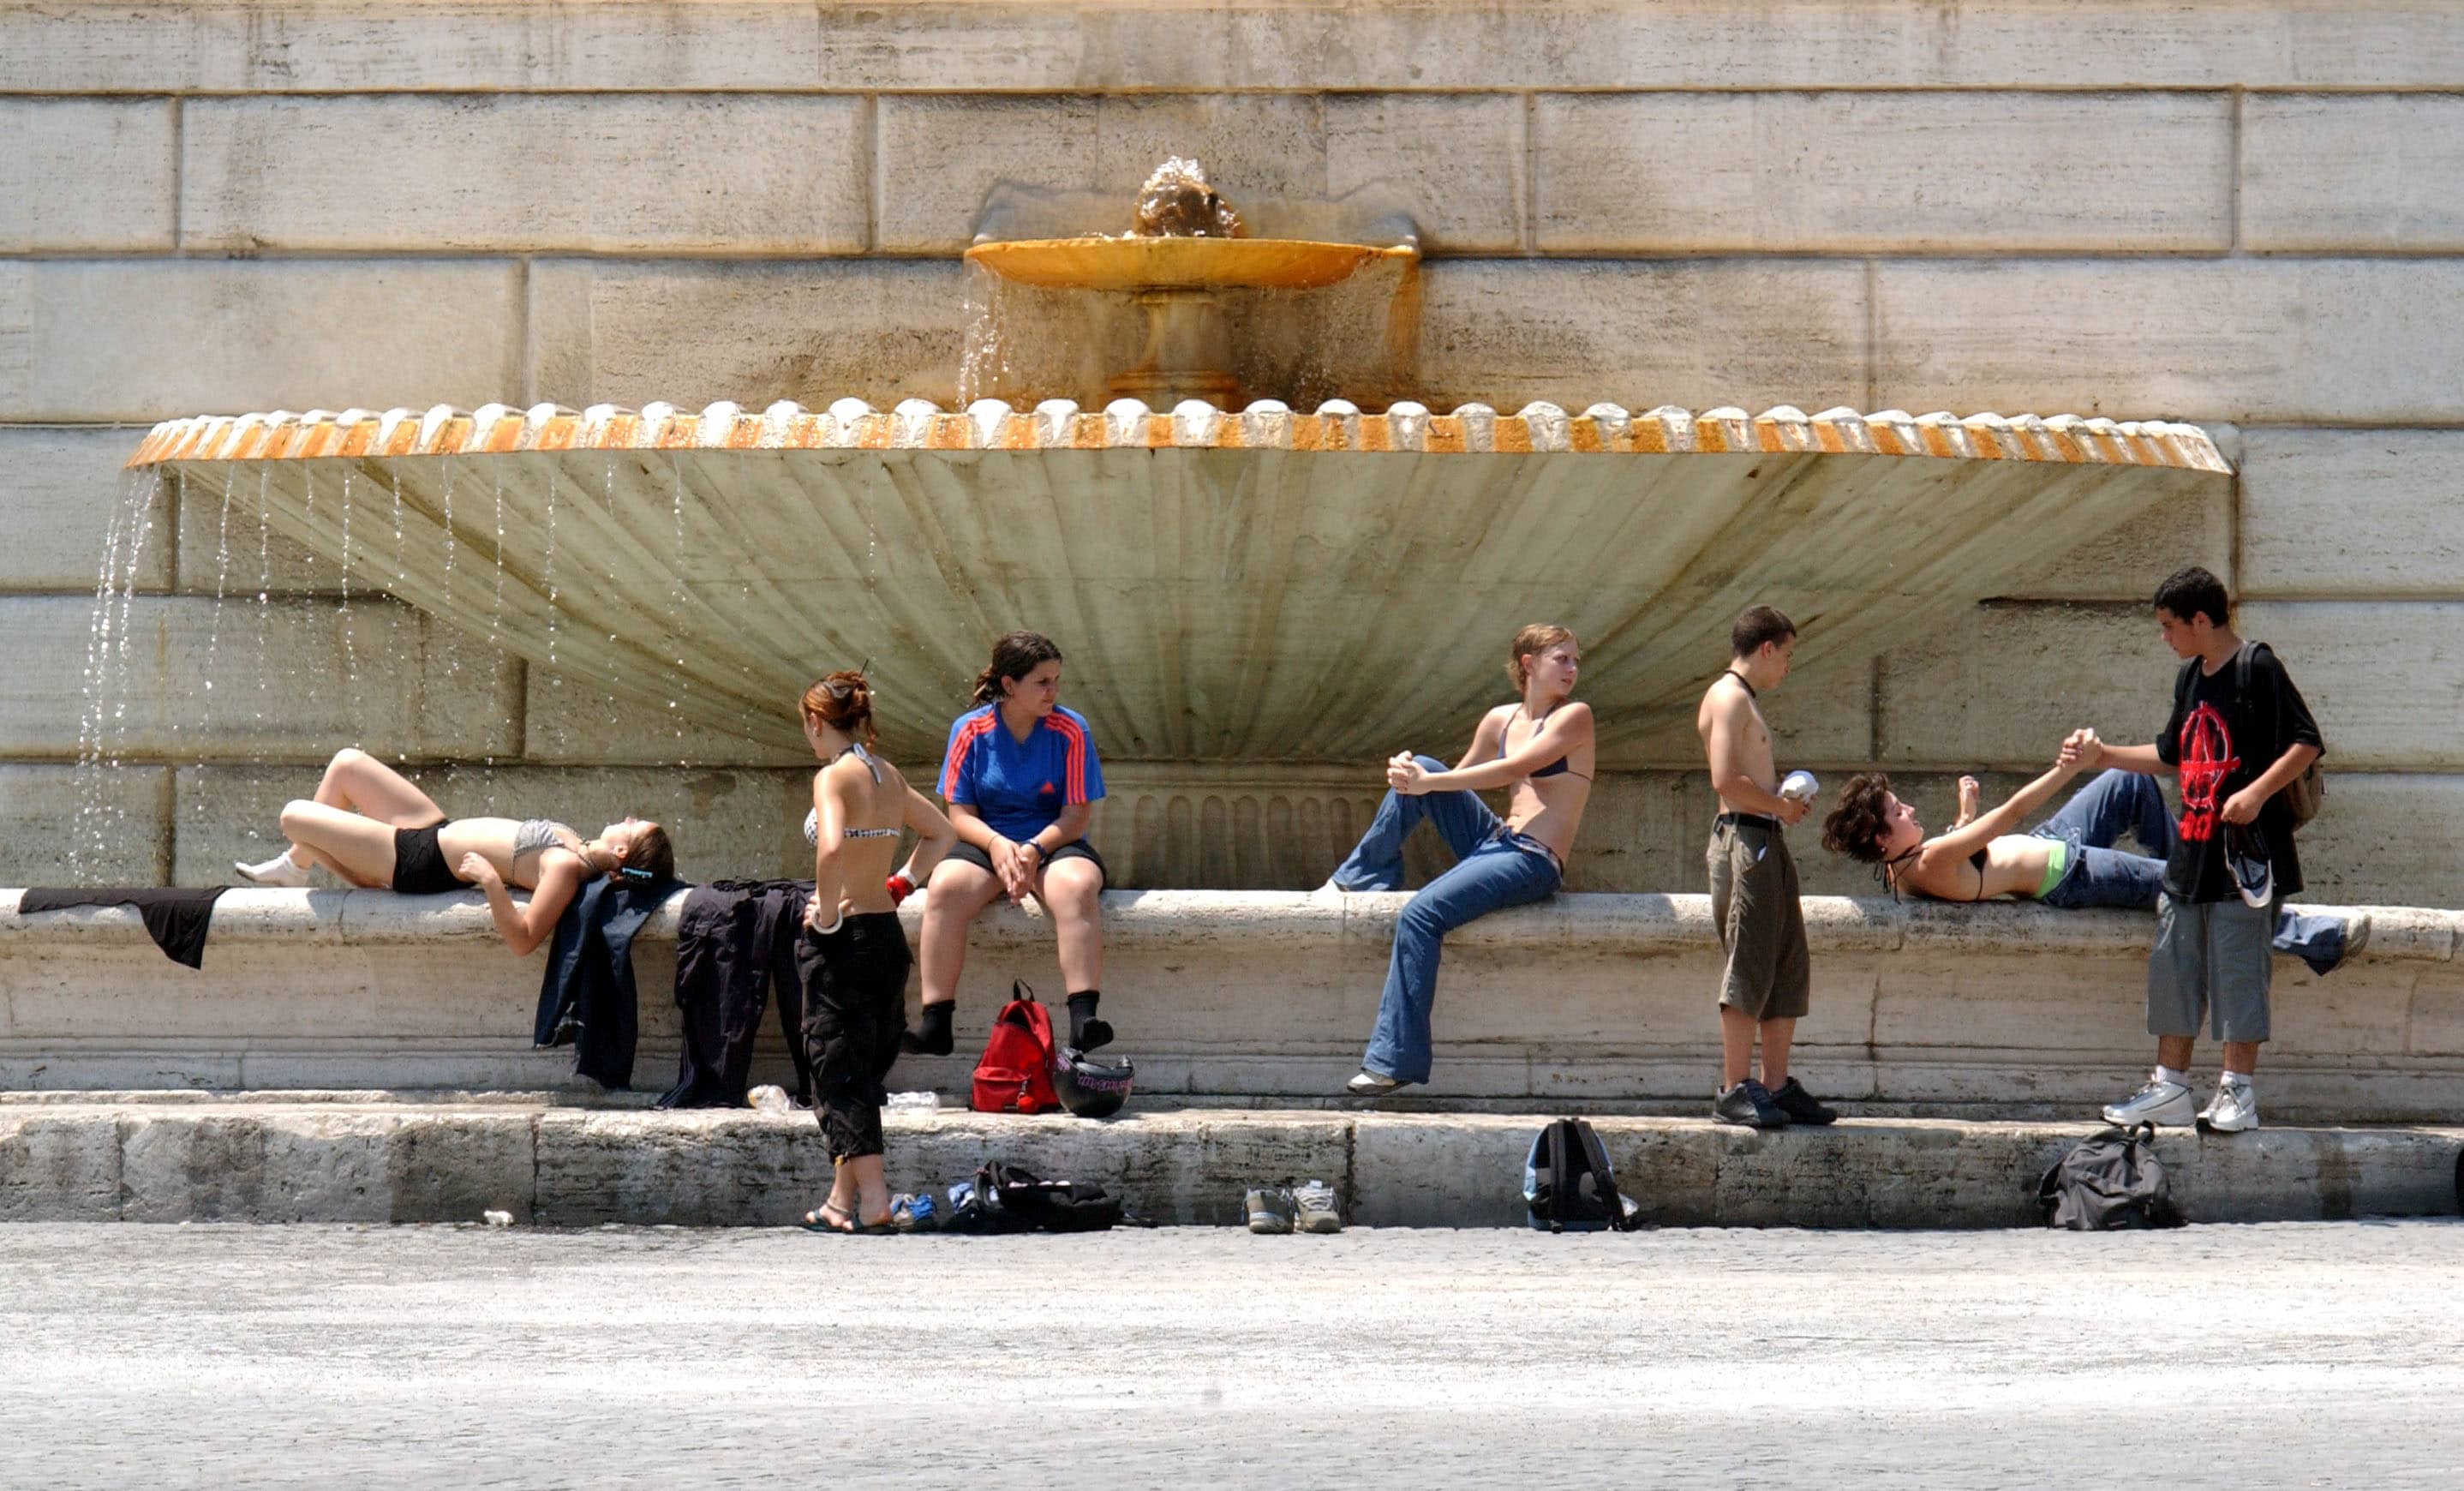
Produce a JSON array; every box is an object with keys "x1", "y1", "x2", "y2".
[{"x1": 965, "y1": 237, "x2": 1417, "y2": 292}]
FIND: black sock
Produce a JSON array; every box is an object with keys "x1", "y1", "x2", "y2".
[
  {"x1": 1067, "y1": 991, "x2": 1113, "y2": 1052},
  {"x1": 901, "y1": 1000, "x2": 954, "y2": 1056}
]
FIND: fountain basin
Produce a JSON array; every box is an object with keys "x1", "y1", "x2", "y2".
[
  {"x1": 126, "y1": 399, "x2": 2229, "y2": 766},
  {"x1": 964, "y1": 237, "x2": 1416, "y2": 292}
]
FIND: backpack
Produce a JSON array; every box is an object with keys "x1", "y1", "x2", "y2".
[
  {"x1": 971, "y1": 979, "x2": 1062, "y2": 1115},
  {"x1": 2173, "y1": 642, "x2": 2325, "y2": 829},
  {"x1": 939, "y1": 1163, "x2": 1127, "y2": 1234},
  {"x1": 1523, "y1": 1117, "x2": 1639, "y2": 1232},
  {"x1": 2036, "y1": 1123, "x2": 2186, "y2": 1231}
]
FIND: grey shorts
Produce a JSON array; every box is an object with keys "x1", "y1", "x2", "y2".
[
  {"x1": 2148, "y1": 893, "x2": 2274, "y2": 1043},
  {"x1": 1707, "y1": 818, "x2": 1809, "y2": 1021}
]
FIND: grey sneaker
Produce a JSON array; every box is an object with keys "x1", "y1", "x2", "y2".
[
  {"x1": 2198, "y1": 1078, "x2": 2260, "y2": 1135},
  {"x1": 1713, "y1": 1079, "x2": 1791, "y2": 1129},
  {"x1": 1244, "y1": 1186, "x2": 1295, "y2": 1235},
  {"x1": 1346, "y1": 1069, "x2": 1402, "y2": 1097},
  {"x1": 2102, "y1": 1077, "x2": 2196, "y2": 1128},
  {"x1": 1292, "y1": 1179, "x2": 1343, "y2": 1234},
  {"x1": 2341, "y1": 913, "x2": 2372, "y2": 966}
]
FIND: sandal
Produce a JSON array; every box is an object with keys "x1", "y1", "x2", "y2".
[{"x1": 800, "y1": 1200, "x2": 894, "y2": 1235}]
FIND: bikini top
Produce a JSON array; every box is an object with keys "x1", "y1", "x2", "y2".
[
  {"x1": 510, "y1": 818, "x2": 579, "y2": 861},
  {"x1": 803, "y1": 741, "x2": 905, "y2": 847},
  {"x1": 1498, "y1": 704, "x2": 1572, "y2": 779}
]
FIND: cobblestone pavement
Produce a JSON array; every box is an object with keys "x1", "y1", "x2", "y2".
[{"x1": 5, "y1": 1221, "x2": 2461, "y2": 1488}]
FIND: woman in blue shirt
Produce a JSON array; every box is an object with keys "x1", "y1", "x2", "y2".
[{"x1": 911, "y1": 631, "x2": 1115, "y2": 1057}]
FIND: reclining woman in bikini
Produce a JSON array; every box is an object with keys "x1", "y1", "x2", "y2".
[
  {"x1": 791, "y1": 670, "x2": 959, "y2": 1235},
  {"x1": 233, "y1": 747, "x2": 674, "y2": 957},
  {"x1": 1820, "y1": 733, "x2": 2359, "y2": 973},
  {"x1": 1328, "y1": 624, "x2": 1595, "y2": 1096}
]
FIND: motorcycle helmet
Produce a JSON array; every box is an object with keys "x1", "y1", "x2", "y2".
[{"x1": 1050, "y1": 1046, "x2": 1135, "y2": 1119}]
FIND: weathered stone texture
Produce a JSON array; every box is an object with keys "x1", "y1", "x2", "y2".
[
  {"x1": 0, "y1": 99, "x2": 175, "y2": 251},
  {"x1": 0, "y1": 260, "x2": 524, "y2": 422},
  {"x1": 2240, "y1": 429, "x2": 2464, "y2": 599},
  {"x1": 1536, "y1": 93, "x2": 2232, "y2": 254},
  {"x1": 0, "y1": 428, "x2": 170, "y2": 592},
  {"x1": 0, "y1": 763, "x2": 170, "y2": 886},
  {"x1": 2005, "y1": 458, "x2": 2238, "y2": 602},
  {"x1": 526, "y1": 259, "x2": 967, "y2": 410},
  {"x1": 182, "y1": 95, "x2": 870, "y2": 254},
  {"x1": 1415, "y1": 260, "x2": 1868, "y2": 414},
  {"x1": 1873, "y1": 260, "x2": 2464, "y2": 424},
  {"x1": 0, "y1": 596, "x2": 521, "y2": 762},
  {"x1": 1875, "y1": 603, "x2": 2173, "y2": 769},
  {"x1": 2238, "y1": 602, "x2": 2464, "y2": 770},
  {"x1": 13, "y1": 3, "x2": 2464, "y2": 94},
  {"x1": 2242, "y1": 93, "x2": 2464, "y2": 252}
]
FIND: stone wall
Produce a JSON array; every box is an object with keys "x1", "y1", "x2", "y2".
[{"x1": 3, "y1": 1, "x2": 2460, "y2": 904}]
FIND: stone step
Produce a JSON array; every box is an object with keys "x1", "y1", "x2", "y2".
[
  {"x1": 3, "y1": 1095, "x2": 2457, "y2": 1229},
  {"x1": 3, "y1": 889, "x2": 2459, "y2": 1120}
]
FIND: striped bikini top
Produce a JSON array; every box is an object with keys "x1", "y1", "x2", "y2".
[
  {"x1": 511, "y1": 818, "x2": 579, "y2": 861},
  {"x1": 804, "y1": 741, "x2": 905, "y2": 847}
]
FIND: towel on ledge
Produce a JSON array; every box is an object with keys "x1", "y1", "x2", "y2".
[{"x1": 18, "y1": 886, "x2": 230, "y2": 968}]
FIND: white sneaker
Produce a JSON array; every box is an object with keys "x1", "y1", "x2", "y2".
[
  {"x1": 1346, "y1": 1070, "x2": 1402, "y2": 1097},
  {"x1": 2198, "y1": 1079, "x2": 2260, "y2": 1134},
  {"x1": 234, "y1": 850, "x2": 308, "y2": 888},
  {"x1": 2102, "y1": 1077, "x2": 2196, "y2": 1128}
]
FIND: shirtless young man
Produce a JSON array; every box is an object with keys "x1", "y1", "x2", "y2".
[{"x1": 1695, "y1": 606, "x2": 1833, "y2": 1129}]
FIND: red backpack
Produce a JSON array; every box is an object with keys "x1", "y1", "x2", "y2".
[{"x1": 971, "y1": 981, "x2": 1062, "y2": 1115}]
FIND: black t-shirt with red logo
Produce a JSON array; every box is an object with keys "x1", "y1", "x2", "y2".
[{"x1": 2155, "y1": 642, "x2": 2322, "y2": 902}]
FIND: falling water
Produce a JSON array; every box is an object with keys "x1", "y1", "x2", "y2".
[
  {"x1": 192, "y1": 476, "x2": 236, "y2": 847},
  {"x1": 667, "y1": 455, "x2": 691, "y2": 761},
  {"x1": 70, "y1": 471, "x2": 147, "y2": 877},
  {"x1": 541, "y1": 466, "x2": 560, "y2": 696}
]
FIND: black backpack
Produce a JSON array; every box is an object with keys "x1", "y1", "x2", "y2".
[
  {"x1": 1523, "y1": 1117, "x2": 1639, "y2": 1232},
  {"x1": 2037, "y1": 1124, "x2": 2186, "y2": 1231},
  {"x1": 944, "y1": 1161, "x2": 1126, "y2": 1234}
]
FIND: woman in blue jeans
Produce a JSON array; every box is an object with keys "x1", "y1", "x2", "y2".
[
  {"x1": 1326, "y1": 625, "x2": 1595, "y2": 1095},
  {"x1": 1820, "y1": 739, "x2": 2358, "y2": 974}
]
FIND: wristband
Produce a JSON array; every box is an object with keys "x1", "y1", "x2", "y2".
[
  {"x1": 886, "y1": 872, "x2": 915, "y2": 905},
  {"x1": 807, "y1": 906, "x2": 845, "y2": 937},
  {"x1": 1026, "y1": 840, "x2": 1051, "y2": 865}
]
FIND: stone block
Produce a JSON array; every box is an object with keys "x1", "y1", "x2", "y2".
[
  {"x1": 526, "y1": 259, "x2": 966, "y2": 410},
  {"x1": 0, "y1": 260, "x2": 523, "y2": 423},
  {"x1": 1414, "y1": 259, "x2": 1868, "y2": 415},
  {"x1": 0, "y1": 427, "x2": 170, "y2": 593},
  {"x1": 2243, "y1": 93, "x2": 2464, "y2": 252},
  {"x1": 0, "y1": 99, "x2": 176, "y2": 251},
  {"x1": 2240, "y1": 428, "x2": 2464, "y2": 598},
  {"x1": 0, "y1": 595, "x2": 521, "y2": 762},
  {"x1": 2240, "y1": 601, "x2": 2464, "y2": 770},
  {"x1": 2296, "y1": 774, "x2": 2464, "y2": 908},
  {"x1": 170, "y1": 761, "x2": 812, "y2": 887},
  {"x1": 1873, "y1": 260, "x2": 2464, "y2": 424},
  {"x1": 15, "y1": 3, "x2": 2464, "y2": 94},
  {"x1": 0, "y1": 763, "x2": 170, "y2": 887},
  {"x1": 1875, "y1": 602, "x2": 2174, "y2": 769},
  {"x1": 0, "y1": 1110, "x2": 122, "y2": 1221},
  {"x1": 876, "y1": 95, "x2": 1336, "y2": 253},
  {"x1": 1536, "y1": 93, "x2": 2231, "y2": 254},
  {"x1": 1324, "y1": 94, "x2": 1525, "y2": 253},
  {"x1": 183, "y1": 95, "x2": 869, "y2": 254},
  {"x1": 117, "y1": 1111, "x2": 266, "y2": 1222}
]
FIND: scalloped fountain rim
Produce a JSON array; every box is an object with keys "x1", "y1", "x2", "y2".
[{"x1": 126, "y1": 398, "x2": 2231, "y2": 473}]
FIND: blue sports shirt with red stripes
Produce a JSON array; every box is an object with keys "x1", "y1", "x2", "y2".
[{"x1": 936, "y1": 704, "x2": 1106, "y2": 841}]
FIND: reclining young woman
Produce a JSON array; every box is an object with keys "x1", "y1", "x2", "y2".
[
  {"x1": 234, "y1": 747, "x2": 674, "y2": 957},
  {"x1": 791, "y1": 670, "x2": 958, "y2": 1236},
  {"x1": 1328, "y1": 624, "x2": 1594, "y2": 1095},
  {"x1": 912, "y1": 631, "x2": 1116, "y2": 1058},
  {"x1": 1820, "y1": 735, "x2": 2361, "y2": 974}
]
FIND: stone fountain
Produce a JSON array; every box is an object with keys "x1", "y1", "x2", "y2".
[{"x1": 118, "y1": 163, "x2": 2232, "y2": 885}]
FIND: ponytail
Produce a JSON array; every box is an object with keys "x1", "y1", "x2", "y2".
[{"x1": 972, "y1": 631, "x2": 1064, "y2": 706}]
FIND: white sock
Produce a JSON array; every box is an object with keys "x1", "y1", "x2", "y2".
[
  {"x1": 2154, "y1": 1065, "x2": 2188, "y2": 1088},
  {"x1": 236, "y1": 847, "x2": 308, "y2": 885},
  {"x1": 2221, "y1": 1072, "x2": 2253, "y2": 1090}
]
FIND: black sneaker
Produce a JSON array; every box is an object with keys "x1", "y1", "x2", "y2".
[
  {"x1": 1713, "y1": 1079, "x2": 1791, "y2": 1129},
  {"x1": 1767, "y1": 1076, "x2": 1837, "y2": 1126}
]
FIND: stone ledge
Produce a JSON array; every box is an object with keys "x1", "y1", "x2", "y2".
[
  {"x1": 1, "y1": 888, "x2": 2453, "y2": 961},
  {"x1": 2, "y1": 1100, "x2": 2456, "y2": 1228}
]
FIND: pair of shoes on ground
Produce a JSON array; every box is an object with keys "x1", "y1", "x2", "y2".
[
  {"x1": 2102, "y1": 1075, "x2": 2260, "y2": 1134},
  {"x1": 1247, "y1": 1180, "x2": 1343, "y2": 1234},
  {"x1": 1712, "y1": 1076, "x2": 1835, "y2": 1129}
]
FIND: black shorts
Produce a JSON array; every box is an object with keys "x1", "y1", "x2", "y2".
[
  {"x1": 945, "y1": 837, "x2": 1107, "y2": 888},
  {"x1": 391, "y1": 819, "x2": 467, "y2": 895}
]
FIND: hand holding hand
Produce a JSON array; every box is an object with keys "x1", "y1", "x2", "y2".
[
  {"x1": 2058, "y1": 728, "x2": 2102, "y2": 772},
  {"x1": 457, "y1": 852, "x2": 502, "y2": 891},
  {"x1": 1386, "y1": 753, "x2": 1430, "y2": 796},
  {"x1": 2221, "y1": 785, "x2": 2267, "y2": 825},
  {"x1": 990, "y1": 837, "x2": 1034, "y2": 902}
]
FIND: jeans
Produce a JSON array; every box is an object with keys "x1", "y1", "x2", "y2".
[
  {"x1": 1332, "y1": 757, "x2": 1564, "y2": 1085},
  {"x1": 2031, "y1": 769, "x2": 2346, "y2": 973}
]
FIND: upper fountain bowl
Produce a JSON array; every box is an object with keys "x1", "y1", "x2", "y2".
[{"x1": 964, "y1": 236, "x2": 1416, "y2": 293}]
